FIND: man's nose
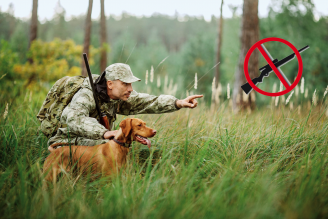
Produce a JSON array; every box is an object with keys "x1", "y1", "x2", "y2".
[{"x1": 128, "y1": 84, "x2": 133, "y2": 92}]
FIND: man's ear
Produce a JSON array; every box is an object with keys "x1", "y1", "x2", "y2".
[
  {"x1": 119, "y1": 118, "x2": 132, "y2": 138},
  {"x1": 107, "y1": 80, "x2": 113, "y2": 89}
]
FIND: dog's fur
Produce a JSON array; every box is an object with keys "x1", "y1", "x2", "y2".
[{"x1": 43, "y1": 118, "x2": 156, "y2": 182}]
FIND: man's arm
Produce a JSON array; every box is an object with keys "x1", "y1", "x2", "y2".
[
  {"x1": 61, "y1": 88, "x2": 108, "y2": 139},
  {"x1": 118, "y1": 91, "x2": 181, "y2": 115}
]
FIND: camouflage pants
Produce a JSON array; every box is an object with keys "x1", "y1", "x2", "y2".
[{"x1": 47, "y1": 135, "x2": 109, "y2": 147}]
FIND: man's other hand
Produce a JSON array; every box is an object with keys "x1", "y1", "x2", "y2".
[
  {"x1": 104, "y1": 130, "x2": 119, "y2": 139},
  {"x1": 176, "y1": 95, "x2": 204, "y2": 109}
]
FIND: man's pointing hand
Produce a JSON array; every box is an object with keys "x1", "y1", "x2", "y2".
[{"x1": 176, "y1": 95, "x2": 204, "y2": 109}]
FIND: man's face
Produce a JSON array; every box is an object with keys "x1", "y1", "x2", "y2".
[{"x1": 107, "y1": 80, "x2": 133, "y2": 101}]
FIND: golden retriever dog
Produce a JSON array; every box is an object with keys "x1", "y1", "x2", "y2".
[{"x1": 43, "y1": 118, "x2": 156, "y2": 183}]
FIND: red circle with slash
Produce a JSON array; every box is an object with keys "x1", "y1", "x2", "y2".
[{"x1": 244, "y1": 37, "x2": 303, "y2": 97}]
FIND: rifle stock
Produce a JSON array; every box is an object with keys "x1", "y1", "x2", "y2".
[{"x1": 100, "y1": 114, "x2": 110, "y2": 130}]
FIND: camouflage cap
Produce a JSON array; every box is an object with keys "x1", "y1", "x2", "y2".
[{"x1": 105, "y1": 63, "x2": 141, "y2": 83}]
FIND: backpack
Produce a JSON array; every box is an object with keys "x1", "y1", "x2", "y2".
[{"x1": 37, "y1": 75, "x2": 86, "y2": 138}]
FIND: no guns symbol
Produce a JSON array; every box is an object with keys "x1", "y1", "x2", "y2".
[{"x1": 241, "y1": 37, "x2": 309, "y2": 97}]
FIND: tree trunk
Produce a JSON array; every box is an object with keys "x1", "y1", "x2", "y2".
[
  {"x1": 100, "y1": 0, "x2": 107, "y2": 72},
  {"x1": 232, "y1": 0, "x2": 259, "y2": 113},
  {"x1": 28, "y1": 0, "x2": 38, "y2": 63},
  {"x1": 215, "y1": 0, "x2": 224, "y2": 87},
  {"x1": 81, "y1": 0, "x2": 93, "y2": 77}
]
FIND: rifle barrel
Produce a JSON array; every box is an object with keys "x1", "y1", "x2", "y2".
[{"x1": 83, "y1": 53, "x2": 102, "y2": 118}]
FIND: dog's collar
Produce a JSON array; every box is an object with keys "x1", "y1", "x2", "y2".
[{"x1": 109, "y1": 136, "x2": 131, "y2": 148}]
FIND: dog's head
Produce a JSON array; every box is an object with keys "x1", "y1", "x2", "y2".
[{"x1": 119, "y1": 118, "x2": 156, "y2": 148}]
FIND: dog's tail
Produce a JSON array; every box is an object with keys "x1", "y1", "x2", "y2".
[{"x1": 48, "y1": 142, "x2": 72, "y2": 152}]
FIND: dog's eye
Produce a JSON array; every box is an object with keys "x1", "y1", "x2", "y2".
[{"x1": 138, "y1": 124, "x2": 142, "y2": 126}]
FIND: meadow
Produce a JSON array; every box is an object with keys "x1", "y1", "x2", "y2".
[{"x1": 1, "y1": 84, "x2": 328, "y2": 218}]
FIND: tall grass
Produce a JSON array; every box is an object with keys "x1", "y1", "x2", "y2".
[{"x1": 1, "y1": 89, "x2": 328, "y2": 218}]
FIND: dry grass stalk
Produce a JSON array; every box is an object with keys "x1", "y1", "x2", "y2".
[
  {"x1": 157, "y1": 76, "x2": 161, "y2": 88},
  {"x1": 300, "y1": 77, "x2": 304, "y2": 94},
  {"x1": 323, "y1": 86, "x2": 328, "y2": 99},
  {"x1": 145, "y1": 70, "x2": 148, "y2": 85},
  {"x1": 250, "y1": 91, "x2": 255, "y2": 102},
  {"x1": 295, "y1": 85, "x2": 299, "y2": 97},
  {"x1": 290, "y1": 101, "x2": 293, "y2": 110},
  {"x1": 286, "y1": 91, "x2": 294, "y2": 105},
  {"x1": 312, "y1": 89, "x2": 317, "y2": 106},
  {"x1": 194, "y1": 73, "x2": 198, "y2": 89},
  {"x1": 214, "y1": 83, "x2": 221, "y2": 105},
  {"x1": 305, "y1": 88, "x2": 308, "y2": 98},
  {"x1": 211, "y1": 77, "x2": 216, "y2": 102},
  {"x1": 242, "y1": 91, "x2": 248, "y2": 102},
  {"x1": 150, "y1": 66, "x2": 154, "y2": 83},
  {"x1": 298, "y1": 105, "x2": 301, "y2": 115},
  {"x1": 227, "y1": 83, "x2": 230, "y2": 99},
  {"x1": 275, "y1": 96, "x2": 279, "y2": 107},
  {"x1": 272, "y1": 83, "x2": 277, "y2": 93},
  {"x1": 3, "y1": 103, "x2": 8, "y2": 119},
  {"x1": 29, "y1": 91, "x2": 33, "y2": 102}
]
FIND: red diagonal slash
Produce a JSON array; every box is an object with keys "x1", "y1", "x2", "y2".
[{"x1": 257, "y1": 45, "x2": 290, "y2": 89}]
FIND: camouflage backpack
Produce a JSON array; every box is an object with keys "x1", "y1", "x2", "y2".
[{"x1": 37, "y1": 75, "x2": 86, "y2": 138}]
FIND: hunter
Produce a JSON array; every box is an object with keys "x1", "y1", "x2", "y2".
[{"x1": 47, "y1": 63, "x2": 203, "y2": 146}]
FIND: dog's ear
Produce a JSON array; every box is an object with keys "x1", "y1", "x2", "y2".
[{"x1": 119, "y1": 118, "x2": 132, "y2": 138}]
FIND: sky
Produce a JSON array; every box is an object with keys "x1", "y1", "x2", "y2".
[{"x1": 0, "y1": 0, "x2": 327, "y2": 22}]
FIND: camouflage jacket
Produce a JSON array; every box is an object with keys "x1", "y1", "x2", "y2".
[{"x1": 53, "y1": 74, "x2": 180, "y2": 140}]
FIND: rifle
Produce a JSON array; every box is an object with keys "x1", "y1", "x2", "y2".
[
  {"x1": 241, "y1": 45, "x2": 309, "y2": 94},
  {"x1": 83, "y1": 53, "x2": 110, "y2": 130}
]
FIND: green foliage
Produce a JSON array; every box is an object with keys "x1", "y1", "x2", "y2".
[
  {"x1": 0, "y1": 40, "x2": 18, "y2": 82},
  {"x1": 13, "y1": 38, "x2": 100, "y2": 90}
]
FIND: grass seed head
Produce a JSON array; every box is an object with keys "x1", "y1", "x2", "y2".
[
  {"x1": 157, "y1": 76, "x2": 161, "y2": 88},
  {"x1": 286, "y1": 91, "x2": 294, "y2": 105},
  {"x1": 150, "y1": 65, "x2": 154, "y2": 83},
  {"x1": 301, "y1": 77, "x2": 304, "y2": 93},
  {"x1": 3, "y1": 103, "x2": 8, "y2": 120},
  {"x1": 145, "y1": 70, "x2": 148, "y2": 85},
  {"x1": 305, "y1": 88, "x2": 308, "y2": 98},
  {"x1": 312, "y1": 89, "x2": 317, "y2": 106},
  {"x1": 227, "y1": 83, "x2": 230, "y2": 99}
]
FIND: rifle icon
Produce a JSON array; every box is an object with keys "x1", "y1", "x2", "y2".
[{"x1": 241, "y1": 45, "x2": 309, "y2": 95}]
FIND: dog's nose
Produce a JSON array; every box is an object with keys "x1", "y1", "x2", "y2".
[{"x1": 152, "y1": 130, "x2": 157, "y2": 135}]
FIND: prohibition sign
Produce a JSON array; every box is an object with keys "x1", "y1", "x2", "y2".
[{"x1": 244, "y1": 37, "x2": 303, "y2": 97}]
